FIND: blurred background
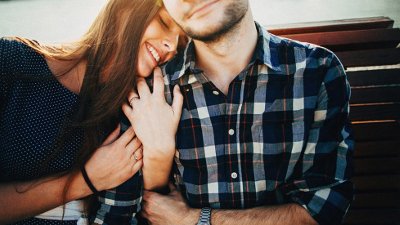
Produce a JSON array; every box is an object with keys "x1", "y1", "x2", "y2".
[{"x1": 0, "y1": 0, "x2": 399, "y2": 43}]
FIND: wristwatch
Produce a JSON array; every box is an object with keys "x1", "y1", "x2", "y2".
[{"x1": 196, "y1": 207, "x2": 211, "y2": 225}]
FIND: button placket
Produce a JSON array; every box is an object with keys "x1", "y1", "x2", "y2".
[{"x1": 231, "y1": 172, "x2": 238, "y2": 179}]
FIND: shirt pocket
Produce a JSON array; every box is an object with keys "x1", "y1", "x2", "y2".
[
  {"x1": 252, "y1": 118, "x2": 305, "y2": 185},
  {"x1": 175, "y1": 123, "x2": 222, "y2": 200},
  {"x1": 175, "y1": 120, "x2": 215, "y2": 169},
  {"x1": 175, "y1": 103, "x2": 218, "y2": 167}
]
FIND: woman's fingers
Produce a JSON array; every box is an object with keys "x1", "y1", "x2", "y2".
[
  {"x1": 131, "y1": 146, "x2": 143, "y2": 161},
  {"x1": 117, "y1": 126, "x2": 135, "y2": 146},
  {"x1": 102, "y1": 124, "x2": 121, "y2": 146},
  {"x1": 153, "y1": 67, "x2": 165, "y2": 98},
  {"x1": 122, "y1": 102, "x2": 133, "y2": 117},
  {"x1": 128, "y1": 90, "x2": 140, "y2": 107},
  {"x1": 137, "y1": 78, "x2": 151, "y2": 99},
  {"x1": 126, "y1": 136, "x2": 142, "y2": 154},
  {"x1": 131, "y1": 159, "x2": 143, "y2": 176},
  {"x1": 85, "y1": 126, "x2": 144, "y2": 191},
  {"x1": 172, "y1": 84, "x2": 183, "y2": 122}
]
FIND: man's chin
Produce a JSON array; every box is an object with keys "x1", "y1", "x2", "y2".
[
  {"x1": 184, "y1": 25, "x2": 231, "y2": 42},
  {"x1": 183, "y1": 11, "x2": 247, "y2": 42}
]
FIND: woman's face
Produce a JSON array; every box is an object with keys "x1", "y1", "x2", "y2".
[{"x1": 137, "y1": 7, "x2": 183, "y2": 77}]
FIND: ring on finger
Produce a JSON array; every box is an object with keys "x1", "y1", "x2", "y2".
[
  {"x1": 129, "y1": 96, "x2": 139, "y2": 107},
  {"x1": 133, "y1": 147, "x2": 142, "y2": 161}
]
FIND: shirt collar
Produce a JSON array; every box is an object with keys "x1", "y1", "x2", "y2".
[
  {"x1": 252, "y1": 22, "x2": 282, "y2": 72},
  {"x1": 168, "y1": 21, "x2": 281, "y2": 81}
]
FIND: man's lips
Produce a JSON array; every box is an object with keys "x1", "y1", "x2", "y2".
[{"x1": 188, "y1": 0, "x2": 220, "y2": 19}]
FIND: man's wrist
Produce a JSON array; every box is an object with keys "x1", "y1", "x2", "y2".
[{"x1": 182, "y1": 208, "x2": 200, "y2": 225}]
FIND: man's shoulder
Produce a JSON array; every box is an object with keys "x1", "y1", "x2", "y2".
[
  {"x1": 256, "y1": 24, "x2": 344, "y2": 79},
  {"x1": 263, "y1": 27, "x2": 338, "y2": 67}
]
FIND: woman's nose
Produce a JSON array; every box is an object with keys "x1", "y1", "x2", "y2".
[{"x1": 162, "y1": 34, "x2": 179, "y2": 52}]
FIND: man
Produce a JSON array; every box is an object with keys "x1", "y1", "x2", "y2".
[{"x1": 100, "y1": 0, "x2": 353, "y2": 224}]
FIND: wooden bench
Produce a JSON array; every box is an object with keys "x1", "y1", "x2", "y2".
[{"x1": 268, "y1": 17, "x2": 400, "y2": 225}]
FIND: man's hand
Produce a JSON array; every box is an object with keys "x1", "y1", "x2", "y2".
[
  {"x1": 141, "y1": 183, "x2": 199, "y2": 225},
  {"x1": 141, "y1": 183, "x2": 318, "y2": 225}
]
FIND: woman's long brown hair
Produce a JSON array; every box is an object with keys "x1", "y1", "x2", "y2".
[{"x1": 13, "y1": 0, "x2": 161, "y2": 218}]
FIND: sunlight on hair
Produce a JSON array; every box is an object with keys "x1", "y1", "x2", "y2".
[
  {"x1": 156, "y1": 0, "x2": 162, "y2": 7},
  {"x1": 1, "y1": 0, "x2": 398, "y2": 43}
]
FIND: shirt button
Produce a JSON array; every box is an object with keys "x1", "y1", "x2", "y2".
[
  {"x1": 212, "y1": 90, "x2": 219, "y2": 95},
  {"x1": 231, "y1": 172, "x2": 238, "y2": 179},
  {"x1": 228, "y1": 129, "x2": 235, "y2": 135}
]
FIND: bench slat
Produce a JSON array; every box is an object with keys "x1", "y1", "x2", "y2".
[
  {"x1": 347, "y1": 69, "x2": 400, "y2": 87},
  {"x1": 351, "y1": 192, "x2": 400, "y2": 209},
  {"x1": 354, "y1": 158, "x2": 400, "y2": 175},
  {"x1": 268, "y1": 17, "x2": 400, "y2": 225},
  {"x1": 344, "y1": 209, "x2": 400, "y2": 225},
  {"x1": 350, "y1": 86, "x2": 400, "y2": 104},
  {"x1": 352, "y1": 121, "x2": 400, "y2": 142},
  {"x1": 353, "y1": 175, "x2": 400, "y2": 191},
  {"x1": 354, "y1": 141, "x2": 400, "y2": 157},
  {"x1": 268, "y1": 17, "x2": 394, "y2": 35},
  {"x1": 336, "y1": 48, "x2": 400, "y2": 67},
  {"x1": 281, "y1": 28, "x2": 400, "y2": 51},
  {"x1": 350, "y1": 103, "x2": 400, "y2": 121}
]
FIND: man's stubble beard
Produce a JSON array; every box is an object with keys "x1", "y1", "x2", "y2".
[{"x1": 183, "y1": 1, "x2": 249, "y2": 43}]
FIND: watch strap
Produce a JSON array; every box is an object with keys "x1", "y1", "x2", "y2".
[{"x1": 196, "y1": 207, "x2": 211, "y2": 225}]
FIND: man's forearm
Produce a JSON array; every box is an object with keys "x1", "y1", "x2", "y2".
[{"x1": 208, "y1": 204, "x2": 317, "y2": 225}]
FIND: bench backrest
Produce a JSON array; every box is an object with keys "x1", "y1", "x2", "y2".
[{"x1": 268, "y1": 17, "x2": 400, "y2": 225}]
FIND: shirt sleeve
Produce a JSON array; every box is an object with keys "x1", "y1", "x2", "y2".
[
  {"x1": 0, "y1": 37, "x2": 26, "y2": 77},
  {"x1": 92, "y1": 172, "x2": 143, "y2": 225},
  {"x1": 282, "y1": 52, "x2": 354, "y2": 225},
  {"x1": 0, "y1": 37, "x2": 9, "y2": 76},
  {"x1": 0, "y1": 38, "x2": 4, "y2": 107},
  {"x1": 0, "y1": 37, "x2": 19, "y2": 108}
]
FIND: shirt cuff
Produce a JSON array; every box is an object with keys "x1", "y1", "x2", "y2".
[{"x1": 288, "y1": 181, "x2": 354, "y2": 225}]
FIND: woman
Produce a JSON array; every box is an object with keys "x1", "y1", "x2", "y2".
[{"x1": 0, "y1": 0, "x2": 183, "y2": 224}]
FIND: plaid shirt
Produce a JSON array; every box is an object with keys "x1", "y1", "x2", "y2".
[
  {"x1": 91, "y1": 115, "x2": 143, "y2": 225},
  {"x1": 92, "y1": 172, "x2": 142, "y2": 225},
  {"x1": 96, "y1": 22, "x2": 354, "y2": 225}
]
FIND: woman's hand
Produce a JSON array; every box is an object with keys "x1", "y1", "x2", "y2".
[
  {"x1": 122, "y1": 67, "x2": 183, "y2": 190},
  {"x1": 0, "y1": 126, "x2": 142, "y2": 224},
  {"x1": 84, "y1": 125, "x2": 143, "y2": 192},
  {"x1": 122, "y1": 67, "x2": 183, "y2": 158}
]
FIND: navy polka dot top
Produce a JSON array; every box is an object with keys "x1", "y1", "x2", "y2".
[{"x1": 0, "y1": 38, "x2": 84, "y2": 224}]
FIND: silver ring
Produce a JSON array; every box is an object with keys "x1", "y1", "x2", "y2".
[{"x1": 129, "y1": 97, "x2": 139, "y2": 107}]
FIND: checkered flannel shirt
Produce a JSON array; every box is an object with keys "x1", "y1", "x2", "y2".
[
  {"x1": 92, "y1": 160, "x2": 142, "y2": 224},
  {"x1": 95, "y1": 22, "x2": 354, "y2": 225}
]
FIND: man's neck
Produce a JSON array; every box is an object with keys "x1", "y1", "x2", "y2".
[{"x1": 193, "y1": 10, "x2": 258, "y2": 95}]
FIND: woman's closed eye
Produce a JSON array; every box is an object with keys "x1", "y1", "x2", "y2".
[{"x1": 159, "y1": 16, "x2": 170, "y2": 30}]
